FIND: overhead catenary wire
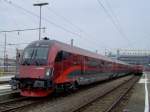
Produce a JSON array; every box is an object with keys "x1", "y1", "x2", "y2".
[
  {"x1": 47, "y1": 7, "x2": 83, "y2": 33},
  {"x1": 4, "y1": 0, "x2": 110, "y2": 51},
  {"x1": 4, "y1": 0, "x2": 81, "y2": 37},
  {"x1": 24, "y1": 0, "x2": 110, "y2": 50},
  {"x1": 18, "y1": 0, "x2": 81, "y2": 38},
  {"x1": 0, "y1": 27, "x2": 46, "y2": 33},
  {"x1": 104, "y1": 0, "x2": 122, "y2": 31},
  {"x1": 2, "y1": 2, "x2": 22, "y2": 30},
  {"x1": 0, "y1": 43, "x2": 28, "y2": 47},
  {"x1": 96, "y1": 0, "x2": 133, "y2": 47},
  {"x1": 2, "y1": 0, "x2": 115, "y2": 55},
  {"x1": 46, "y1": 6, "x2": 109, "y2": 49}
]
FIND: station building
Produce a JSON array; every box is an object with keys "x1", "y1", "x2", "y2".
[{"x1": 106, "y1": 49, "x2": 150, "y2": 70}]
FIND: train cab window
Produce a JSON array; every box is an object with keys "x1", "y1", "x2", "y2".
[{"x1": 35, "y1": 47, "x2": 49, "y2": 60}]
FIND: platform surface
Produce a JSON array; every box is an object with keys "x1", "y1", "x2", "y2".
[
  {"x1": 125, "y1": 72, "x2": 150, "y2": 112},
  {"x1": 0, "y1": 75, "x2": 14, "y2": 82},
  {"x1": 0, "y1": 84, "x2": 11, "y2": 95}
]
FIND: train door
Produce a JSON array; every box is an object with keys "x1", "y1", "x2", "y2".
[
  {"x1": 61, "y1": 51, "x2": 72, "y2": 71},
  {"x1": 54, "y1": 51, "x2": 63, "y2": 78},
  {"x1": 54, "y1": 51, "x2": 72, "y2": 77},
  {"x1": 81, "y1": 56, "x2": 85, "y2": 75}
]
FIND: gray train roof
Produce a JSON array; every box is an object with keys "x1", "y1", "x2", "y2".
[{"x1": 28, "y1": 39, "x2": 130, "y2": 66}]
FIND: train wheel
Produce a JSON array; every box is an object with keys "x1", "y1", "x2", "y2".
[
  {"x1": 69, "y1": 81, "x2": 79, "y2": 91},
  {"x1": 64, "y1": 81, "x2": 79, "y2": 92}
]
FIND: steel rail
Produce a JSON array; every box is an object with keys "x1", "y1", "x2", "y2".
[
  {"x1": 0, "y1": 81, "x2": 9, "y2": 84},
  {"x1": 0, "y1": 76, "x2": 139, "y2": 112},
  {"x1": 0, "y1": 97, "x2": 28, "y2": 105},
  {"x1": 0, "y1": 98, "x2": 44, "y2": 112},
  {"x1": 72, "y1": 76, "x2": 138, "y2": 112},
  {"x1": 104, "y1": 76, "x2": 139, "y2": 112}
]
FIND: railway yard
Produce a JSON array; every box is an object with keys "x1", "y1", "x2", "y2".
[
  {"x1": 1, "y1": 0, "x2": 150, "y2": 111},
  {"x1": 0, "y1": 39, "x2": 145, "y2": 112},
  {"x1": 0, "y1": 73, "x2": 146, "y2": 112}
]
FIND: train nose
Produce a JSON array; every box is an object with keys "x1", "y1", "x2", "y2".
[{"x1": 19, "y1": 66, "x2": 46, "y2": 79}]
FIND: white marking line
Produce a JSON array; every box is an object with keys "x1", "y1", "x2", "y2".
[
  {"x1": 139, "y1": 79, "x2": 150, "y2": 83},
  {"x1": 0, "y1": 84, "x2": 11, "y2": 90},
  {"x1": 0, "y1": 75, "x2": 14, "y2": 82},
  {"x1": 144, "y1": 73, "x2": 149, "y2": 112},
  {"x1": 139, "y1": 79, "x2": 146, "y2": 83}
]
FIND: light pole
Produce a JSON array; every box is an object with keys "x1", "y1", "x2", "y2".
[
  {"x1": 33, "y1": 3, "x2": 48, "y2": 40},
  {"x1": 71, "y1": 39, "x2": 74, "y2": 47},
  {"x1": 4, "y1": 33, "x2": 6, "y2": 72}
]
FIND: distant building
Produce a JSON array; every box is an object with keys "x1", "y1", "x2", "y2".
[
  {"x1": 0, "y1": 58, "x2": 3, "y2": 66},
  {"x1": 0, "y1": 58, "x2": 16, "y2": 66},
  {"x1": 107, "y1": 49, "x2": 150, "y2": 68}
]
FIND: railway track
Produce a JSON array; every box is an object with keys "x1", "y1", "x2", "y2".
[
  {"x1": 0, "y1": 96, "x2": 44, "y2": 112},
  {"x1": 72, "y1": 76, "x2": 139, "y2": 112},
  {"x1": 0, "y1": 75, "x2": 139, "y2": 112},
  {"x1": 104, "y1": 79, "x2": 137, "y2": 112},
  {"x1": 0, "y1": 89, "x2": 20, "y2": 102},
  {"x1": 0, "y1": 96, "x2": 28, "y2": 105},
  {"x1": 0, "y1": 81, "x2": 9, "y2": 84},
  {"x1": 12, "y1": 75, "x2": 136, "y2": 112}
]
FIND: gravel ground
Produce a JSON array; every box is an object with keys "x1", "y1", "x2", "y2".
[
  {"x1": 15, "y1": 76, "x2": 133, "y2": 112},
  {"x1": 76, "y1": 76, "x2": 138, "y2": 112},
  {"x1": 0, "y1": 90, "x2": 20, "y2": 102},
  {"x1": 111, "y1": 86, "x2": 135, "y2": 112}
]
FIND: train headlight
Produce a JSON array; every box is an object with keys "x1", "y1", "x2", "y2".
[
  {"x1": 46, "y1": 69, "x2": 51, "y2": 76},
  {"x1": 45, "y1": 68, "x2": 54, "y2": 78}
]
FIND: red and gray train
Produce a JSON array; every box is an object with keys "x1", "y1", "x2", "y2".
[{"x1": 10, "y1": 38, "x2": 143, "y2": 97}]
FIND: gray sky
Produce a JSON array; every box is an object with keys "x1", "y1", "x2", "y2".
[{"x1": 0, "y1": 0, "x2": 150, "y2": 58}]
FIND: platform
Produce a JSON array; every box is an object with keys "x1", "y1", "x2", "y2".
[
  {"x1": 0, "y1": 84, "x2": 11, "y2": 96},
  {"x1": 0, "y1": 75, "x2": 14, "y2": 83},
  {"x1": 125, "y1": 72, "x2": 150, "y2": 112}
]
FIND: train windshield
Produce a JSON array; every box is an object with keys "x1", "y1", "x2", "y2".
[{"x1": 21, "y1": 47, "x2": 49, "y2": 65}]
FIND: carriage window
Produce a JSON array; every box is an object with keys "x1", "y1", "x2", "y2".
[
  {"x1": 55, "y1": 51, "x2": 63, "y2": 62},
  {"x1": 62, "y1": 52, "x2": 71, "y2": 60},
  {"x1": 55, "y1": 51, "x2": 72, "y2": 62}
]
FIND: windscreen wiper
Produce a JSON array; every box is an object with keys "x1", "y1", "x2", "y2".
[
  {"x1": 35, "y1": 59, "x2": 41, "y2": 66},
  {"x1": 32, "y1": 49, "x2": 39, "y2": 66},
  {"x1": 22, "y1": 59, "x2": 29, "y2": 65},
  {"x1": 29, "y1": 49, "x2": 35, "y2": 65}
]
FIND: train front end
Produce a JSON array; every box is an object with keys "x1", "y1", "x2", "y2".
[{"x1": 10, "y1": 40, "x2": 55, "y2": 97}]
